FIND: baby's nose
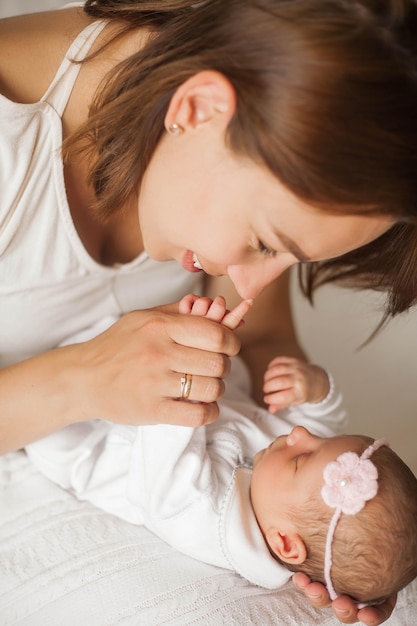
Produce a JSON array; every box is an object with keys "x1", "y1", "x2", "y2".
[{"x1": 287, "y1": 425, "x2": 311, "y2": 446}]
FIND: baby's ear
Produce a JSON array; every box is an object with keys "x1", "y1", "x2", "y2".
[{"x1": 265, "y1": 528, "x2": 307, "y2": 565}]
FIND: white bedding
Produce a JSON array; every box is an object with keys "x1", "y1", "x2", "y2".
[{"x1": 1, "y1": 450, "x2": 416, "y2": 625}]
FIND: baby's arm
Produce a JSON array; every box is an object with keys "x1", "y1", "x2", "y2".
[{"x1": 263, "y1": 356, "x2": 330, "y2": 413}]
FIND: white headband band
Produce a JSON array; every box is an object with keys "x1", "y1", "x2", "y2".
[{"x1": 321, "y1": 438, "x2": 389, "y2": 605}]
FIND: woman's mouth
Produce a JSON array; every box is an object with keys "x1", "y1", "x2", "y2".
[
  {"x1": 192, "y1": 253, "x2": 203, "y2": 270},
  {"x1": 182, "y1": 250, "x2": 204, "y2": 273}
]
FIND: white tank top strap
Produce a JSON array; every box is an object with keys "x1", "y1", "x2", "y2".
[{"x1": 40, "y1": 19, "x2": 108, "y2": 116}]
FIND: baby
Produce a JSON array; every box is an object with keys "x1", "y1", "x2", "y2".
[
  {"x1": 26, "y1": 295, "x2": 417, "y2": 608},
  {"x1": 182, "y1": 294, "x2": 417, "y2": 605}
]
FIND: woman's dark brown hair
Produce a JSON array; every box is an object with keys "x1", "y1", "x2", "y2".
[{"x1": 65, "y1": 0, "x2": 417, "y2": 319}]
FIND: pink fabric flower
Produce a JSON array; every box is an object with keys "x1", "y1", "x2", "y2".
[{"x1": 321, "y1": 451, "x2": 379, "y2": 515}]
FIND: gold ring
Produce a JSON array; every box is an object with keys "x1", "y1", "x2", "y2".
[{"x1": 179, "y1": 373, "x2": 193, "y2": 400}]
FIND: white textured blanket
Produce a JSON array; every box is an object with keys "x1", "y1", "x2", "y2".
[{"x1": 1, "y1": 450, "x2": 416, "y2": 626}]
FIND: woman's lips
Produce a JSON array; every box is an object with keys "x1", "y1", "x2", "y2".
[
  {"x1": 182, "y1": 250, "x2": 204, "y2": 273},
  {"x1": 192, "y1": 253, "x2": 203, "y2": 270}
]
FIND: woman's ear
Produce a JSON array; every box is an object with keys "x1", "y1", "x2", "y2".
[
  {"x1": 265, "y1": 528, "x2": 307, "y2": 565},
  {"x1": 164, "y1": 70, "x2": 236, "y2": 132}
]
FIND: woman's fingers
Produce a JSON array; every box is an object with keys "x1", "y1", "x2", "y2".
[
  {"x1": 168, "y1": 310, "x2": 241, "y2": 356},
  {"x1": 293, "y1": 574, "x2": 395, "y2": 625},
  {"x1": 169, "y1": 371, "x2": 226, "y2": 404},
  {"x1": 70, "y1": 308, "x2": 240, "y2": 428},
  {"x1": 155, "y1": 397, "x2": 220, "y2": 428},
  {"x1": 293, "y1": 576, "x2": 332, "y2": 609},
  {"x1": 357, "y1": 595, "x2": 397, "y2": 626}
]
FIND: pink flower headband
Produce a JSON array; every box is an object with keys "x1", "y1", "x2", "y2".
[{"x1": 321, "y1": 438, "x2": 389, "y2": 606}]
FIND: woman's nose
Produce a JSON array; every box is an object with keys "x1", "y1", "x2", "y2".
[{"x1": 227, "y1": 255, "x2": 297, "y2": 299}]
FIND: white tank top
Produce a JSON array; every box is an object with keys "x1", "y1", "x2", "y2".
[{"x1": 0, "y1": 18, "x2": 202, "y2": 367}]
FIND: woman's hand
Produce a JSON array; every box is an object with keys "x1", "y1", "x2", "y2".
[
  {"x1": 0, "y1": 295, "x2": 250, "y2": 453},
  {"x1": 293, "y1": 573, "x2": 397, "y2": 625},
  {"x1": 263, "y1": 356, "x2": 330, "y2": 412},
  {"x1": 63, "y1": 302, "x2": 245, "y2": 429}
]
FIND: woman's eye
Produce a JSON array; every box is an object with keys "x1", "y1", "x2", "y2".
[{"x1": 257, "y1": 240, "x2": 276, "y2": 258}]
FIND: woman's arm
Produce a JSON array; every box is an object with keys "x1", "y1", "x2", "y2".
[
  {"x1": 0, "y1": 306, "x2": 241, "y2": 454},
  {"x1": 0, "y1": 347, "x2": 79, "y2": 455}
]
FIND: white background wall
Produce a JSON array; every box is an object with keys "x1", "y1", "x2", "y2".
[
  {"x1": 292, "y1": 279, "x2": 416, "y2": 474},
  {"x1": 0, "y1": 0, "x2": 64, "y2": 16},
  {"x1": 3, "y1": 0, "x2": 416, "y2": 473}
]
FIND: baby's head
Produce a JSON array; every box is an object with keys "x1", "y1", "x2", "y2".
[{"x1": 251, "y1": 426, "x2": 417, "y2": 604}]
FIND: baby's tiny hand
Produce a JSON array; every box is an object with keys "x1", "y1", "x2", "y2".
[
  {"x1": 179, "y1": 294, "x2": 252, "y2": 330},
  {"x1": 263, "y1": 356, "x2": 329, "y2": 412}
]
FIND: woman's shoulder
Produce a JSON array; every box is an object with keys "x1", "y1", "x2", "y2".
[{"x1": 0, "y1": 7, "x2": 93, "y2": 104}]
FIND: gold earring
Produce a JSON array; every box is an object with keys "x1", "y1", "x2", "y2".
[{"x1": 168, "y1": 123, "x2": 184, "y2": 135}]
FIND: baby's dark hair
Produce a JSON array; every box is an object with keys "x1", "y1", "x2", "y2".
[{"x1": 281, "y1": 437, "x2": 417, "y2": 604}]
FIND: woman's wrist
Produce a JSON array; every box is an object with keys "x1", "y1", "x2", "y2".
[{"x1": 0, "y1": 346, "x2": 81, "y2": 454}]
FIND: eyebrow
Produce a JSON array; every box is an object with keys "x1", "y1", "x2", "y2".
[{"x1": 272, "y1": 229, "x2": 312, "y2": 263}]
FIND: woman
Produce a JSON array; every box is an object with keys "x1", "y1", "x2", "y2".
[{"x1": 0, "y1": 0, "x2": 416, "y2": 622}]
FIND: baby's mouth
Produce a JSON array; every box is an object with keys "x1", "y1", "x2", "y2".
[{"x1": 193, "y1": 253, "x2": 203, "y2": 270}]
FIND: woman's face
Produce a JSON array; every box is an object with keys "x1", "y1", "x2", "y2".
[{"x1": 138, "y1": 120, "x2": 393, "y2": 300}]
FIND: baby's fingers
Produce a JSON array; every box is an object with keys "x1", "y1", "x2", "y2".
[
  {"x1": 264, "y1": 361, "x2": 294, "y2": 383},
  {"x1": 182, "y1": 295, "x2": 228, "y2": 322},
  {"x1": 178, "y1": 295, "x2": 252, "y2": 329},
  {"x1": 263, "y1": 373, "x2": 294, "y2": 394},
  {"x1": 264, "y1": 389, "x2": 297, "y2": 412},
  {"x1": 221, "y1": 299, "x2": 253, "y2": 330},
  {"x1": 203, "y1": 296, "x2": 228, "y2": 322},
  {"x1": 178, "y1": 293, "x2": 201, "y2": 315}
]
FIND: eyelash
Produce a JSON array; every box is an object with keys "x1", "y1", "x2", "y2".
[{"x1": 257, "y1": 240, "x2": 276, "y2": 258}]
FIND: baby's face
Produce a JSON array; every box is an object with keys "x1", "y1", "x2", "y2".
[{"x1": 251, "y1": 426, "x2": 368, "y2": 536}]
